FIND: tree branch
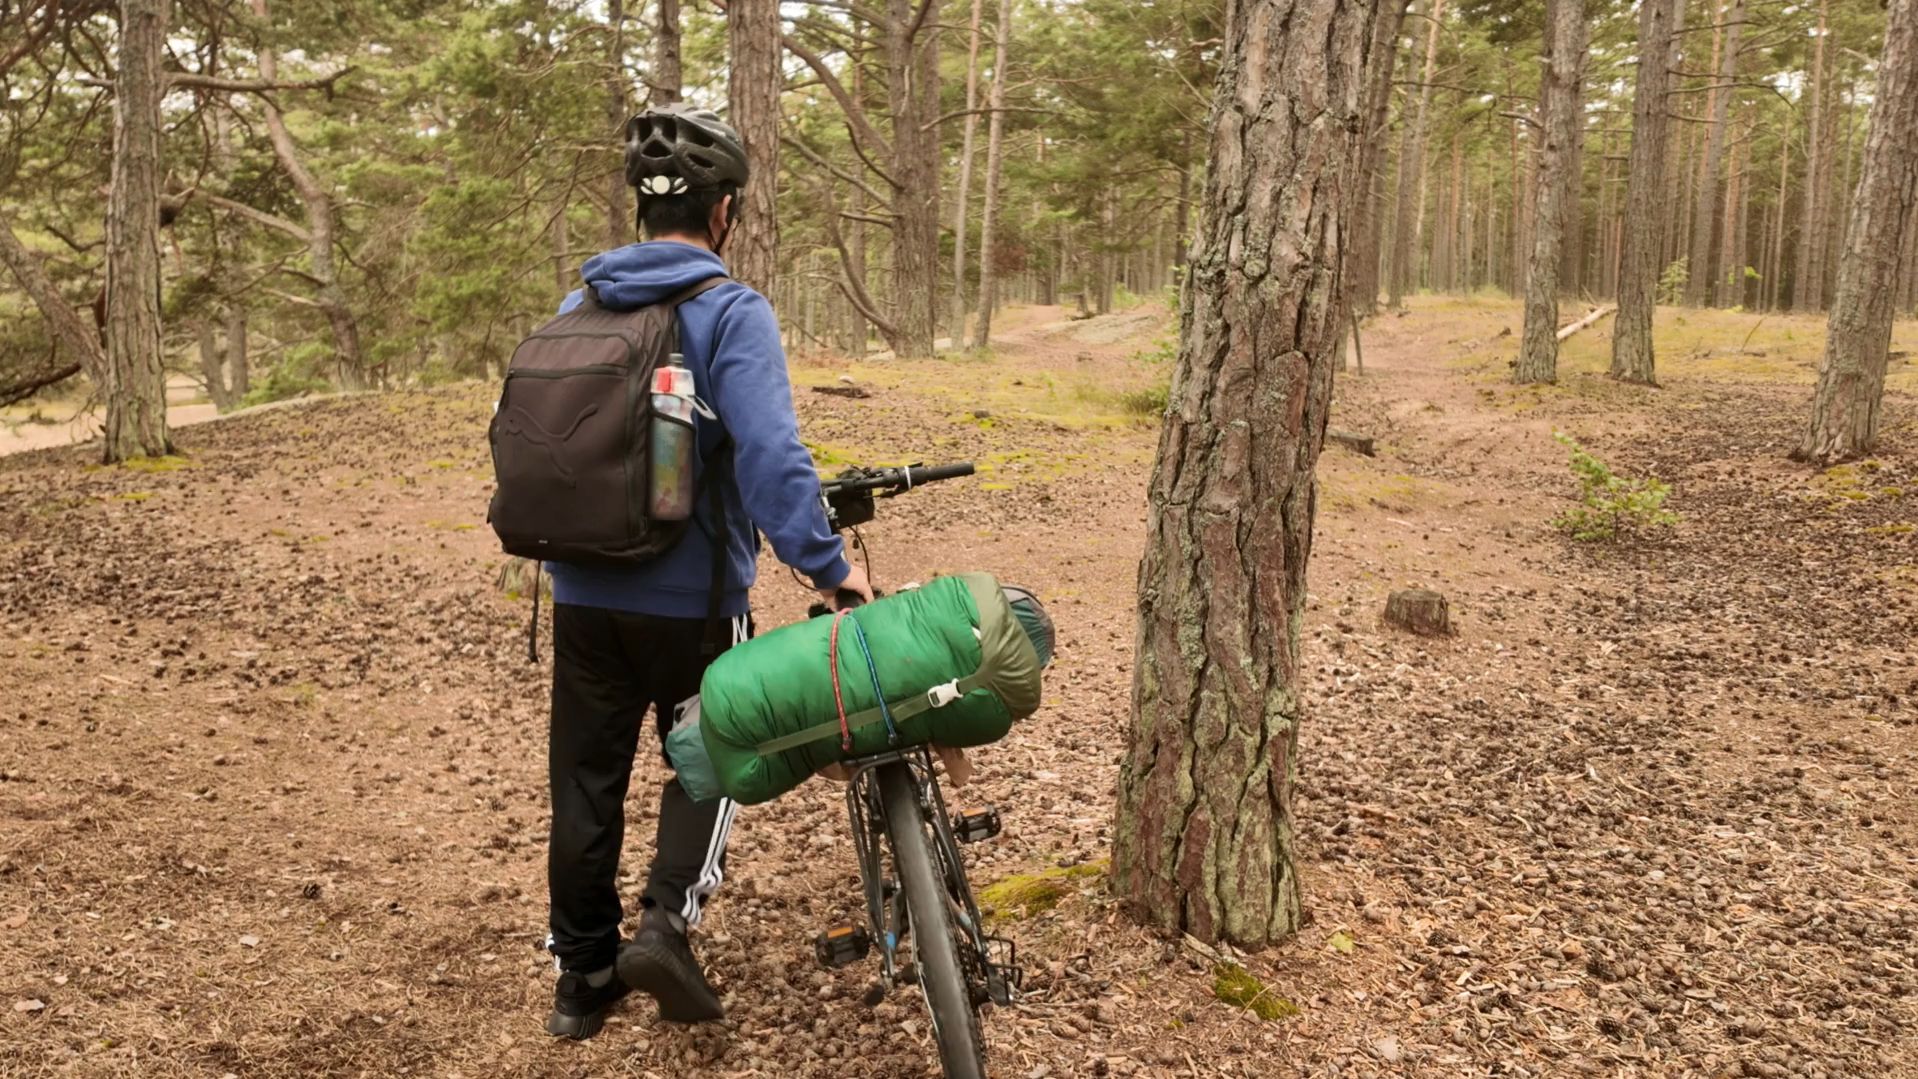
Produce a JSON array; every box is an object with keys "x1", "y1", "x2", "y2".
[
  {"x1": 199, "y1": 193, "x2": 312, "y2": 242},
  {"x1": 0, "y1": 362, "x2": 82, "y2": 408},
  {"x1": 838, "y1": 210, "x2": 896, "y2": 228},
  {"x1": 168, "y1": 65, "x2": 355, "y2": 96},
  {"x1": 920, "y1": 104, "x2": 1055, "y2": 132},
  {"x1": 780, "y1": 134, "x2": 890, "y2": 208},
  {"x1": 779, "y1": 32, "x2": 894, "y2": 164}
]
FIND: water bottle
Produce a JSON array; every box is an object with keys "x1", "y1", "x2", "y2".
[{"x1": 649, "y1": 353, "x2": 698, "y2": 521}]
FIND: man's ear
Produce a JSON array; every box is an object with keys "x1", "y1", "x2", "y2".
[{"x1": 712, "y1": 194, "x2": 734, "y2": 234}]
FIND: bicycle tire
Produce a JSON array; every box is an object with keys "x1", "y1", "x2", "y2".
[{"x1": 877, "y1": 761, "x2": 988, "y2": 1079}]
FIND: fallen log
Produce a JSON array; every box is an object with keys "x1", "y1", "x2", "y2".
[
  {"x1": 811, "y1": 384, "x2": 872, "y2": 400},
  {"x1": 1326, "y1": 429, "x2": 1376, "y2": 457},
  {"x1": 1556, "y1": 304, "x2": 1617, "y2": 342}
]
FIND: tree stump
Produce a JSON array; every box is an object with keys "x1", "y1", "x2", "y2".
[{"x1": 1383, "y1": 588, "x2": 1452, "y2": 636}]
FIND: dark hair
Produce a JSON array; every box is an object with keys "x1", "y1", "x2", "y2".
[{"x1": 639, "y1": 186, "x2": 738, "y2": 239}]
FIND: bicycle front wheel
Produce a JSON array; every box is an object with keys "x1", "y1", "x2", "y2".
[{"x1": 877, "y1": 761, "x2": 987, "y2": 1079}]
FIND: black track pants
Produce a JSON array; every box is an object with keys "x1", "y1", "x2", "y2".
[{"x1": 546, "y1": 603, "x2": 749, "y2": 973}]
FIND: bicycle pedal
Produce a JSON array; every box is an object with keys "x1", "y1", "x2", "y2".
[
  {"x1": 814, "y1": 924, "x2": 872, "y2": 969},
  {"x1": 952, "y1": 806, "x2": 1002, "y2": 843}
]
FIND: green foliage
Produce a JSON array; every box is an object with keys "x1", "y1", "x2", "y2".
[
  {"x1": 1658, "y1": 259, "x2": 1689, "y2": 306},
  {"x1": 240, "y1": 344, "x2": 334, "y2": 408},
  {"x1": 1552, "y1": 433, "x2": 1678, "y2": 542},
  {"x1": 1117, "y1": 382, "x2": 1169, "y2": 417}
]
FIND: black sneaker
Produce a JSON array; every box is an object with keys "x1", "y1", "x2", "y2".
[
  {"x1": 616, "y1": 907, "x2": 724, "y2": 1023},
  {"x1": 545, "y1": 966, "x2": 630, "y2": 1040}
]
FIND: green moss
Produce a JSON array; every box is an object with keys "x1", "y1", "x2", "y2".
[
  {"x1": 976, "y1": 861, "x2": 1105, "y2": 919},
  {"x1": 120, "y1": 454, "x2": 192, "y2": 473},
  {"x1": 1211, "y1": 963, "x2": 1300, "y2": 1021},
  {"x1": 1865, "y1": 522, "x2": 1915, "y2": 536},
  {"x1": 114, "y1": 491, "x2": 154, "y2": 502}
]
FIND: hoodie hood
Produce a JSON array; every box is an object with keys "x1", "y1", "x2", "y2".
[{"x1": 579, "y1": 240, "x2": 728, "y2": 308}]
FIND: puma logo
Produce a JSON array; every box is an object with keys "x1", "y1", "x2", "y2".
[{"x1": 499, "y1": 403, "x2": 600, "y2": 486}]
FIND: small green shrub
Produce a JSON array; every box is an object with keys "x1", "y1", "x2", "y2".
[
  {"x1": 1552, "y1": 432, "x2": 1677, "y2": 542},
  {"x1": 1658, "y1": 258, "x2": 1689, "y2": 305},
  {"x1": 1117, "y1": 383, "x2": 1169, "y2": 417},
  {"x1": 240, "y1": 344, "x2": 332, "y2": 408}
]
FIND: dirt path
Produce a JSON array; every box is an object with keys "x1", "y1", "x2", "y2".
[{"x1": 1, "y1": 299, "x2": 1913, "y2": 1078}]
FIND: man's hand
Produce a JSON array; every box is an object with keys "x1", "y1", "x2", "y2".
[{"x1": 820, "y1": 560, "x2": 875, "y2": 611}]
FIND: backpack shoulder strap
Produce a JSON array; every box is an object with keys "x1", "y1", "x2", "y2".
[{"x1": 661, "y1": 275, "x2": 730, "y2": 310}]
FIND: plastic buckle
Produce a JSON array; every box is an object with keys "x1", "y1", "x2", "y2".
[{"x1": 926, "y1": 681, "x2": 963, "y2": 709}]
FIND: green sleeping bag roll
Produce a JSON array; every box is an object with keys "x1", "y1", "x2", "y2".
[{"x1": 693, "y1": 573, "x2": 1043, "y2": 805}]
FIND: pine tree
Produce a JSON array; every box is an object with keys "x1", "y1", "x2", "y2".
[{"x1": 1113, "y1": 0, "x2": 1378, "y2": 948}]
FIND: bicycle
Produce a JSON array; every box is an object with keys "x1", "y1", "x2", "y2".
[{"x1": 801, "y1": 463, "x2": 1024, "y2": 1079}]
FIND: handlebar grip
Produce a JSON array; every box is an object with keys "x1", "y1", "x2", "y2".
[{"x1": 906, "y1": 462, "x2": 975, "y2": 487}]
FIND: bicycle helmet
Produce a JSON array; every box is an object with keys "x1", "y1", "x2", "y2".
[{"x1": 624, "y1": 104, "x2": 750, "y2": 195}]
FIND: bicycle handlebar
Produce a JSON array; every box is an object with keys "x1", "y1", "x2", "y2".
[
  {"x1": 820, "y1": 462, "x2": 976, "y2": 497},
  {"x1": 819, "y1": 461, "x2": 974, "y2": 532}
]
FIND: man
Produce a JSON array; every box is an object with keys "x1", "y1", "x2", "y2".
[{"x1": 542, "y1": 103, "x2": 872, "y2": 1040}]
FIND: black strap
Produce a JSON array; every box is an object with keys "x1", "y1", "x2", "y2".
[
  {"x1": 527, "y1": 561, "x2": 542, "y2": 664},
  {"x1": 699, "y1": 441, "x2": 733, "y2": 657}
]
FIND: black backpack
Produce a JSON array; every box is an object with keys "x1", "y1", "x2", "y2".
[{"x1": 487, "y1": 276, "x2": 728, "y2": 568}]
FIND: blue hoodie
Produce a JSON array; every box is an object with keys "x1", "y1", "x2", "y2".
[{"x1": 542, "y1": 240, "x2": 850, "y2": 620}]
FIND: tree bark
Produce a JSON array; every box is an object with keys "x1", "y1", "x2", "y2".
[
  {"x1": 727, "y1": 0, "x2": 780, "y2": 295},
  {"x1": 971, "y1": 0, "x2": 1012, "y2": 348},
  {"x1": 1794, "y1": 0, "x2": 1918, "y2": 465},
  {"x1": 1560, "y1": 106, "x2": 1585, "y2": 297},
  {"x1": 0, "y1": 214, "x2": 108, "y2": 385},
  {"x1": 606, "y1": 0, "x2": 631, "y2": 247},
  {"x1": 884, "y1": 0, "x2": 941, "y2": 357},
  {"x1": 1609, "y1": 0, "x2": 1686, "y2": 384},
  {"x1": 197, "y1": 321, "x2": 232, "y2": 411},
  {"x1": 1515, "y1": 0, "x2": 1587, "y2": 384},
  {"x1": 652, "y1": 0, "x2": 682, "y2": 105},
  {"x1": 248, "y1": 0, "x2": 365, "y2": 391},
  {"x1": 1388, "y1": 0, "x2": 1444, "y2": 308},
  {"x1": 1792, "y1": 0, "x2": 1829, "y2": 312},
  {"x1": 103, "y1": 0, "x2": 173, "y2": 461},
  {"x1": 225, "y1": 302, "x2": 249, "y2": 401},
  {"x1": 1685, "y1": 0, "x2": 1745, "y2": 306},
  {"x1": 949, "y1": 0, "x2": 985, "y2": 346},
  {"x1": 1113, "y1": 0, "x2": 1376, "y2": 949},
  {"x1": 1716, "y1": 113, "x2": 1749, "y2": 307},
  {"x1": 1350, "y1": 0, "x2": 1412, "y2": 316},
  {"x1": 1767, "y1": 130, "x2": 1789, "y2": 311}
]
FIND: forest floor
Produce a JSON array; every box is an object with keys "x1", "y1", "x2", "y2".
[{"x1": 1, "y1": 296, "x2": 1916, "y2": 1079}]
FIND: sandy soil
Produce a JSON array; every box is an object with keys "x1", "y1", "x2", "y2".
[{"x1": 1, "y1": 297, "x2": 1914, "y2": 1078}]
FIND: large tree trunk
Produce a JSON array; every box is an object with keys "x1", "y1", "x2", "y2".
[
  {"x1": 1113, "y1": 0, "x2": 1376, "y2": 949},
  {"x1": 949, "y1": 0, "x2": 985, "y2": 346},
  {"x1": 1792, "y1": 0, "x2": 1829, "y2": 312},
  {"x1": 884, "y1": 0, "x2": 941, "y2": 357},
  {"x1": 1514, "y1": 0, "x2": 1586, "y2": 385},
  {"x1": 103, "y1": 0, "x2": 173, "y2": 462},
  {"x1": 1609, "y1": 0, "x2": 1686, "y2": 384},
  {"x1": 1794, "y1": 0, "x2": 1918, "y2": 465},
  {"x1": 727, "y1": 0, "x2": 780, "y2": 295},
  {"x1": 1716, "y1": 114, "x2": 1749, "y2": 307},
  {"x1": 249, "y1": 0, "x2": 365, "y2": 391},
  {"x1": 1349, "y1": 0, "x2": 1412, "y2": 317},
  {"x1": 652, "y1": 0, "x2": 681, "y2": 105},
  {"x1": 225, "y1": 302, "x2": 249, "y2": 401},
  {"x1": 1388, "y1": 0, "x2": 1444, "y2": 309},
  {"x1": 1685, "y1": 0, "x2": 1745, "y2": 306},
  {"x1": 1768, "y1": 131, "x2": 1790, "y2": 311},
  {"x1": 0, "y1": 214, "x2": 108, "y2": 385},
  {"x1": 971, "y1": 0, "x2": 1012, "y2": 348},
  {"x1": 197, "y1": 321, "x2": 233, "y2": 412},
  {"x1": 606, "y1": 0, "x2": 631, "y2": 248},
  {"x1": 1559, "y1": 108, "x2": 1585, "y2": 297}
]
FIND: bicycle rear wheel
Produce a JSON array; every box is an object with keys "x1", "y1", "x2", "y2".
[{"x1": 877, "y1": 761, "x2": 987, "y2": 1079}]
